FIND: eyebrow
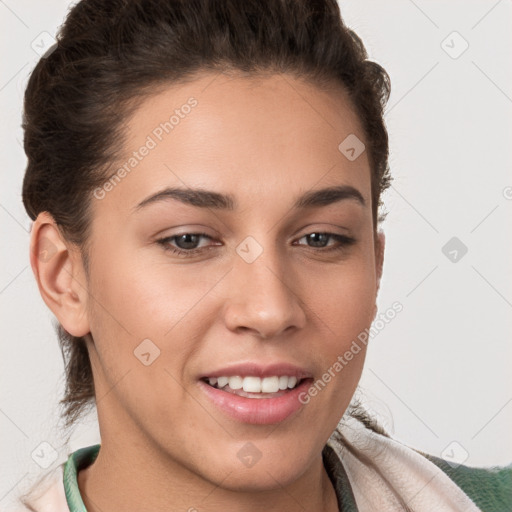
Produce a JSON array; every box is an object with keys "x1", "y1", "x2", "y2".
[{"x1": 133, "y1": 184, "x2": 366, "y2": 212}]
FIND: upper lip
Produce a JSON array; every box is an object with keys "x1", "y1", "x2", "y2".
[{"x1": 199, "y1": 362, "x2": 313, "y2": 380}]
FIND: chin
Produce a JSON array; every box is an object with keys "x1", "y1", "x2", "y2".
[
  {"x1": 214, "y1": 465, "x2": 306, "y2": 493},
  {"x1": 203, "y1": 447, "x2": 314, "y2": 492}
]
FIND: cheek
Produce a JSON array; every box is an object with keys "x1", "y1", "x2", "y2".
[
  {"x1": 307, "y1": 250, "x2": 377, "y2": 338},
  {"x1": 304, "y1": 254, "x2": 376, "y2": 399},
  {"x1": 87, "y1": 242, "x2": 213, "y2": 336},
  {"x1": 85, "y1": 245, "x2": 227, "y2": 393}
]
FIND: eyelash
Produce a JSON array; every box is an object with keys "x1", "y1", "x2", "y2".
[{"x1": 156, "y1": 232, "x2": 356, "y2": 258}]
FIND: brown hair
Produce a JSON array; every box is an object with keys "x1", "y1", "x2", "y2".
[{"x1": 22, "y1": 0, "x2": 391, "y2": 431}]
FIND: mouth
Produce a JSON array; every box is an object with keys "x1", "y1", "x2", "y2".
[
  {"x1": 201, "y1": 375, "x2": 305, "y2": 399},
  {"x1": 198, "y1": 364, "x2": 314, "y2": 425}
]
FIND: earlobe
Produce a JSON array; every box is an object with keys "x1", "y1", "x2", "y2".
[{"x1": 30, "y1": 212, "x2": 91, "y2": 337}]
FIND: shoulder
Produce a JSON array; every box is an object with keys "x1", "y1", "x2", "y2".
[
  {"x1": 419, "y1": 451, "x2": 512, "y2": 512},
  {"x1": 328, "y1": 410, "x2": 512, "y2": 511},
  {"x1": 15, "y1": 465, "x2": 69, "y2": 512},
  {"x1": 15, "y1": 443, "x2": 100, "y2": 512}
]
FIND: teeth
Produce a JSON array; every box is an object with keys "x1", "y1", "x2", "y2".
[
  {"x1": 228, "y1": 376, "x2": 243, "y2": 390},
  {"x1": 287, "y1": 376, "x2": 297, "y2": 389},
  {"x1": 243, "y1": 376, "x2": 261, "y2": 393},
  {"x1": 217, "y1": 376, "x2": 229, "y2": 388},
  {"x1": 208, "y1": 375, "x2": 301, "y2": 393},
  {"x1": 261, "y1": 376, "x2": 279, "y2": 393}
]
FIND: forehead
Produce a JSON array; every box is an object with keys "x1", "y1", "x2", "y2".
[{"x1": 95, "y1": 71, "x2": 371, "y2": 215}]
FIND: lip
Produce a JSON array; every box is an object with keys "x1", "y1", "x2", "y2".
[
  {"x1": 197, "y1": 362, "x2": 314, "y2": 425},
  {"x1": 198, "y1": 377, "x2": 313, "y2": 425},
  {"x1": 198, "y1": 362, "x2": 313, "y2": 380}
]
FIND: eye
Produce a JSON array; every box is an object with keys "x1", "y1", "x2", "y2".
[
  {"x1": 294, "y1": 232, "x2": 356, "y2": 253},
  {"x1": 156, "y1": 231, "x2": 356, "y2": 258},
  {"x1": 156, "y1": 232, "x2": 217, "y2": 258}
]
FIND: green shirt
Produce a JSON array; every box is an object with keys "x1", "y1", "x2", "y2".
[{"x1": 63, "y1": 443, "x2": 512, "y2": 512}]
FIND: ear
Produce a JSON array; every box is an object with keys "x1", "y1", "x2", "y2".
[
  {"x1": 29, "y1": 212, "x2": 91, "y2": 337},
  {"x1": 372, "y1": 230, "x2": 385, "y2": 321},
  {"x1": 375, "y1": 229, "x2": 385, "y2": 294}
]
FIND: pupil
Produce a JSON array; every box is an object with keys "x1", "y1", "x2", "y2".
[
  {"x1": 308, "y1": 233, "x2": 327, "y2": 247},
  {"x1": 177, "y1": 234, "x2": 199, "y2": 249}
]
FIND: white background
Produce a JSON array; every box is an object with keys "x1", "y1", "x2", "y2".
[{"x1": 1, "y1": 0, "x2": 511, "y2": 508}]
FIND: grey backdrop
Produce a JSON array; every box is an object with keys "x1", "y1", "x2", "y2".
[{"x1": 1, "y1": 0, "x2": 511, "y2": 508}]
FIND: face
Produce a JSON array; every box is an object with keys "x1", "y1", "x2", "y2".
[{"x1": 61, "y1": 72, "x2": 382, "y2": 490}]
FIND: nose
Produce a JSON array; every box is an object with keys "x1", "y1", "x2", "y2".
[{"x1": 222, "y1": 242, "x2": 307, "y2": 339}]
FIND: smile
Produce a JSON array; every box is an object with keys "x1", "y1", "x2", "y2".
[
  {"x1": 198, "y1": 366, "x2": 314, "y2": 424},
  {"x1": 204, "y1": 375, "x2": 301, "y2": 398}
]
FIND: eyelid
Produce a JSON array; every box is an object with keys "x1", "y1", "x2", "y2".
[{"x1": 151, "y1": 224, "x2": 219, "y2": 239}]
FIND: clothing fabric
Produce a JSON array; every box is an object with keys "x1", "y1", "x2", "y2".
[{"x1": 19, "y1": 415, "x2": 512, "y2": 511}]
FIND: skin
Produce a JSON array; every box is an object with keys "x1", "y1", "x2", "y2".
[{"x1": 30, "y1": 72, "x2": 385, "y2": 512}]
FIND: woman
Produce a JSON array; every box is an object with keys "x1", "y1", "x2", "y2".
[{"x1": 18, "y1": 0, "x2": 511, "y2": 511}]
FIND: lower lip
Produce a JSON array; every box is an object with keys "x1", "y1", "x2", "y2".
[{"x1": 198, "y1": 379, "x2": 312, "y2": 425}]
